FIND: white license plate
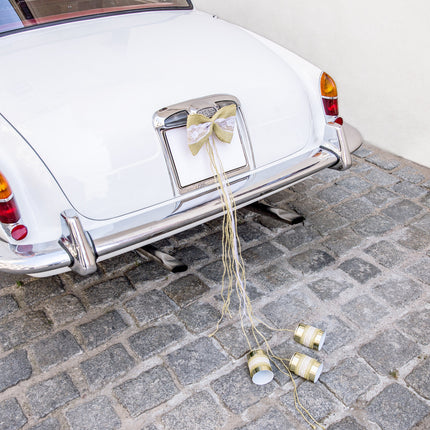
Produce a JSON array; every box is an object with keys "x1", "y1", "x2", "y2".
[{"x1": 165, "y1": 126, "x2": 247, "y2": 189}]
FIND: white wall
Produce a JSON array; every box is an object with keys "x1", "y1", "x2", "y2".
[{"x1": 193, "y1": 0, "x2": 430, "y2": 168}]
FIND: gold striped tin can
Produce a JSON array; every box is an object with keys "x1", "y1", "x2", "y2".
[
  {"x1": 289, "y1": 352, "x2": 323, "y2": 383},
  {"x1": 294, "y1": 323, "x2": 326, "y2": 351},
  {"x1": 247, "y1": 350, "x2": 274, "y2": 385}
]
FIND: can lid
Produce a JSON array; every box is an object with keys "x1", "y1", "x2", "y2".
[
  {"x1": 316, "y1": 331, "x2": 326, "y2": 351},
  {"x1": 252, "y1": 369, "x2": 274, "y2": 385},
  {"x1": 313, "y1": 362, "x2": 324, "y2": 383}
]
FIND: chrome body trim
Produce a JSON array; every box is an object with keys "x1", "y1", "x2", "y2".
[
  {"x1": 0, "y1": 122, "x2": 362, "y2": 276},
  {"x1": 321, "y1": 122, "x2": 353, "y2": 170},
  {"x1": 59, "y1": 210, "x2": 97, "y2": 276},
  {"x1": 153, "y1": 94, "x2": 252, "y2": 194}
]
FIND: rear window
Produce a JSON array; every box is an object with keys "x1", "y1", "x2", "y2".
[{"x1": 0, "y1": 0, "x2": 192, "y2": 34}]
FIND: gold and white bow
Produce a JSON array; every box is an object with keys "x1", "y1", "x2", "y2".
[{"x1": 186, "y1": 104, "x2": 237, "y2": 156}]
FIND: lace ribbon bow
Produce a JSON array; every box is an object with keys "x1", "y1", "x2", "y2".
[{"x1": 186, "y1": 104, "x2": 237, "y2": 156}]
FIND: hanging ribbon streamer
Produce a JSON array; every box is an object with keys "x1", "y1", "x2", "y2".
[{"x1": 187, "y1": 105, "x2": 325, "y2": 430}]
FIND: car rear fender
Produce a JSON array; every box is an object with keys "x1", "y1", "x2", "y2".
[
  {"x1": 0, "y1": 114, "x2": 71, "y2": 244},
  {"x1": 242, "y1": 29, "x2": 326, "y2": 142}
]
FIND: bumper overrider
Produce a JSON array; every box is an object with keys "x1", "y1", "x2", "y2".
[{"x1": 0, "y1": 122, "x2": 362, "y2": 276}]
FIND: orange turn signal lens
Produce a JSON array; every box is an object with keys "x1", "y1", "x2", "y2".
[
  {"x1": 320, "y1": 72, "x2": 338, "y2": 98},
  {"x1": 0, "y1": 172, "x2": 12, "y2": 200}
]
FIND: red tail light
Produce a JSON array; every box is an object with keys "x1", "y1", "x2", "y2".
[
  {"x1": 0, "y1": 172, "x2": 21, "y2": 225},
  {"x1": 321, "y1": 72, "x2": 339, "y2": 117},
  {"x1": 322, "y1": 98, "x2": 339, "y2": 116},
  {"x1": 0, "y1": 198, "x2": 21, "y2": 224}
]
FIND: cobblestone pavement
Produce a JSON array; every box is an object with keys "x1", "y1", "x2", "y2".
[{"x1": 1, "y1": 143, "x2": 430, "y2": 430}]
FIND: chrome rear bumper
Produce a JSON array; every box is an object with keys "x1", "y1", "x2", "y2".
[{"x1": 0, "y1": 123, "x2": 362, "y2": 276}]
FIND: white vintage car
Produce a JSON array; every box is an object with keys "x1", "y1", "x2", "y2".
[{"x1": 0, "y1": 0, "x2": 361, "y2": 277}]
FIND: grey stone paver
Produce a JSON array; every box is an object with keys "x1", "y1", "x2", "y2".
[
  {"x1": 114, "y1": 365, "x2": 178, "y2": 417},
  {"x1": 0, "y1": 272, "x2": 26, "y2": 290},
  {"x1": 162, "y1": 391, "x2": 224, "y2": 430},
  {"x1": 0, "y1": 144, "x2": 429, "y2": 430},
  {"x1": 405, "y1": 257, "x2": 430, "y2": 284},
  {"x1": 316, "y1": 315, "x2": 357, "y2": 354},
  {"x1": 364, "y1": 240, "x2": 405, "y2": 268},
  {"x1": 366, "y1": 154, "x2": 400, "y2": 170},
  {"x1": 83, "y1": 277, "x2": 134, "y2": 307},
  {"x1": 363, "y1": 186, "x2": 397, "y2": 206},
  {"x1": 366, "y1": 383, "x2": 429, "y2": 430},
  {"x1": 395, "y1": 167, "x2": 426, "y2": 183},
  {"x1": 0, "y1": 349, "x2": 32, "y2": 393},
  {"x1": 44, "y1": 294, "x2": 86, "y2": 326},
  {"x1": 237, "y1": 223, "x2": 265, "y2": 242},
  {"x1": 261, "y1": 289, "x2": 314, "y2": 328},
  {"x1": 281, "y1": 381, "x2": 341, "y2": 422},
  {"x1": 27, "y1": 373, "x2": 79, "y2": 418},
  {"x1": 214, "y1": 323, "x2": 271, "y2": 359},
  {"x1": 307, "y1": 277, "x2": 352, "y2": 301},
  {"x1": 0, "y1": 311, "x2": 52, "y2": 350},
  {"x1": 353, "y1": 214, "x2": 396, "y2": 236},
  {"x1": 397, "y1": 309, "x2": 430, "y2": 345},
  {"x1": 242, "y1": 242, "x2": 284, "y2": 266},
  {"x1": 322, "y1": 228, "x2": 362, "y2": 255},
  {"x1": 65, "y1": 396, "x2": 121, "y2": 430},
  {"x1": 20, "y1": 277, "x2": 64, "y2": 306},
  {"x1": 332, "y1": 197, "x2": 376, "y2": 221},
  {"x1": 339, "y1": 257, "x2": 381, "y2": 283},
  {"x1": 336, "y1": 175, "x2": 372, "y2": 192},
  {"x1": 237, "y1": 407, "x2": 296, "y2": 430},
  {"x1": 288, "y1": 249, "x2": 335, "y2": 273},
  {"x1": 327, "y1": 416, "x2": 366, "y2": 430},
  {"x1": 166, "y1": 337, "x2": 228, "y2": 385},
  {"x1": 29, "y1": 417, "x2": 61, "y2": 430},
  {"x1": 163, "y1": 275, "x2": 209, "y2": 307},
  {"x1": 252, "y1": 263, "x2": 296, "y2": 292},
  {"x1": 0, "y1": 398, "x2": 27, "y2": 430},
  {"x1": 0, "y1": 294, "x2": 19, "y2": 319},
  {"x1": 359, "y1": 329, "x2": 421, "y2": 375},
  {"x1": 320, "y1": 358, "x2": 379, "y2": 405},
  {"x1": 392, "y1": 181, "x2": 427, "y2": 198},
  {"x1": 125, "y1": 289, "x2": 176, "y2": 325},
  {"x1": 318, "y1": 184, "x2": 351, "y2": 204},
  {"x1": 382, "y1": 199, "x2": 423, "y2": 222},
  {"x1": 374, "y1": 277, "x2": 422, "y2": 308},
  {"x1": 198, "y1": 259, "x2": 225, "y2": 282},
  {"x1": 128, "y1": 323, "x2": 185, "y2": 360},
  {"x1": 80, "y1": 343, "x2": 135, "y2": 389},
  {"x1": 211, "y1": 365, "x2": 276, "y2": 414},
  {"x1": 341, "y1": 295, "x2": 389, "y2": 328},
  {"x1": 406, "y1": 357, "x2": 430, "y2": 399},
  {"x1": 306, "y1": 211, "x2": 348, "y2": 235},
  {"x1": 77, "y1": 310, "x2": 129, "y2": 350},
  {"x1": 177, "y1": 302, "x2": 221, "y2": 333},
  {"x1": 275, "y1": 224, "x2": 320, "y2": 250},
  {"x1": 412, "y1": 213, "x2": 430, "y2": 230},
  {"x1": 361, "y1": 165, "x2": 399, "y2": 186},
  {"x1": 214, "y1": 283, "x2": 262, "y2": 312},
  {"x1": 32, "y1": 330, "x2": 82, "y2": 371}
]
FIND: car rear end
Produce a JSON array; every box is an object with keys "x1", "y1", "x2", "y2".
[{"x1": 0, "y1": 2, "x2": 361, "y2": 276}]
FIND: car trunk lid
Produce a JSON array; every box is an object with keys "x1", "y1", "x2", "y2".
[{"x1": 0, "y1": 10, "x2": 315, "y2": 220}]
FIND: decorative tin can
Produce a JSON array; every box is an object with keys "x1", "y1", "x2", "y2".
[
  {"x1": 247, "y1": 349, "x2": 274, "y2": 385},
  {"x1": 294, "y1": 323, "x2": 326, "y2": 351},
  {"x1": 289, "y1": 352, "x2": 323, "y2": 383}
]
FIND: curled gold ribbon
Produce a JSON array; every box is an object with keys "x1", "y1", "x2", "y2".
[{"x1": 186, "y1": 104, "x2": 237, "y2": 155}]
